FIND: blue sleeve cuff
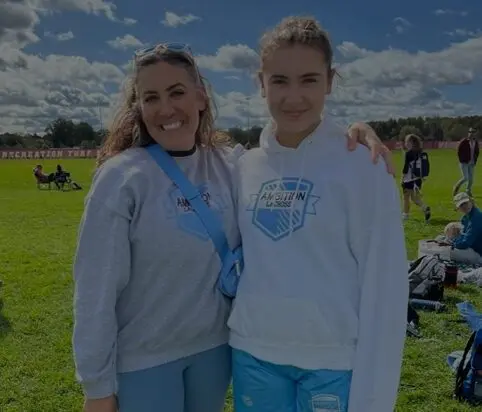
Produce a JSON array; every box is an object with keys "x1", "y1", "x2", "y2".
[{"x1": 83, "y1": 377, "x2": 117, "y2": 400}]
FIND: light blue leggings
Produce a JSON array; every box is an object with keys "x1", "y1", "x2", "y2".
[
  {"x1": 117, "y1": 344, "x2": 231, "y2": 412},
  {"x1": 232, "y1": 349, "x2": 352, "y2": 412}
]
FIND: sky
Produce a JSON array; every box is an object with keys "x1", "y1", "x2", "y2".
[{"x1": 1, "y1": 0, "x2": 481, "y2": 134}]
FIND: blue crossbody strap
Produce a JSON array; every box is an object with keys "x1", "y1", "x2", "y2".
[{"x1": 145, "y1": 144, "x2": 230, "y2": 260}]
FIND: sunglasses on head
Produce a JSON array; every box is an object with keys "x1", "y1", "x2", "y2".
[
  {"x1": 134, "y1": 42, "x2": 193, "y2": 59},
  {"x1": 133, "y1": 42, "x2": 203, "y2": 84}
]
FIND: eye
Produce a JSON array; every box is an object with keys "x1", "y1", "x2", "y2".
[
  {"x1": 271, "y1": 79, "x2": 287, "y2": 85},
  {"x1": 171, "y1": 89, "x2": 185, "y2": 98},
  {"x1": 144, "y1": 95, "x2": 158, "y2": 103},
  {"x1": 303, "y1": 77, "x2": 318, "y2": 84}
]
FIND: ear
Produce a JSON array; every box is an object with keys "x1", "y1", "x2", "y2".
[{"x1": 258, "y1": 72, "x2": 266, "y2": 98}]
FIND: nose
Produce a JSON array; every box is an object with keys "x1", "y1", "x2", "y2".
[
  {"x1": 282, "y1": 84, "x2": 305, "y2": 106},
  {"x1": 156, "y1": 96, "x2": 176, "y2": 118}
]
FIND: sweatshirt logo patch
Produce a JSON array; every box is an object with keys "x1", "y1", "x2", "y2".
[
  {"x1": 247, "y1": 177, "x2": 319, "y2": 241},
  {"x1": 311, "y1": 394, "x2": 341, "y2": 412},
  {"x1": 165, "y1": 183, "x2": 227, "y2": 240}
]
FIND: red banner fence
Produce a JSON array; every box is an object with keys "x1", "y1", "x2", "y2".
[
  {"x1": 0, "y1": 141, "x2": 474, "y2": 159},
  {"x1": 0, "y1": 148, "x2": 98, "y2": 160}
]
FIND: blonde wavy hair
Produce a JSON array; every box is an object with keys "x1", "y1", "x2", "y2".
[
  {"x1": 97, "y1": 46, "x2": 229, "y2": 167},
  {"x1": 405, "y1": 134, "x2": 423, "y2": 152}
]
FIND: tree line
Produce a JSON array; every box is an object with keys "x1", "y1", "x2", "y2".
[{"x1": 0, "y1": 114, "x2": 480, "y2": 150}]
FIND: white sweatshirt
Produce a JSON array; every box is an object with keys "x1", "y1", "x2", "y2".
[{"x1": 228, "y1": 116, "x2": 408, "y2": 412}]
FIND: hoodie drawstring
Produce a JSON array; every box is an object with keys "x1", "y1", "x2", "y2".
[
  {"x1": 272, "y1": 139, "x2": 311, "y2": 238},
  {"x1": 288, "y1": 141, "x2": 310, "y2": 237}
]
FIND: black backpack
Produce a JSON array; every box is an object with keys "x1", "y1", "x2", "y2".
[
  {"x1": 454, "y1": 328, "x2": 482, "y2": 405},
  {"x1": 408, "y1": 255, "x2": 445, "y2": 301}
]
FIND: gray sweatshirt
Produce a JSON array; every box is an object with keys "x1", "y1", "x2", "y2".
[{"x1": 73, "y1": 145, "x2": 240, "y2": 399}]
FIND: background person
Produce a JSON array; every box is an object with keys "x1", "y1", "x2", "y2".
[
  {"x1": 454, "y1": 127, "x2": 479, "y2": 197},
  {"x1": 442, "y1": 192, "x2": 482, "y2": 265},
  {"x1": 401, "y1": 134, "x2": 431, "y2": 222}
]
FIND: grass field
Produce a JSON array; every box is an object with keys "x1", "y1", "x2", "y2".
[{"x1": 0, "y1": 149, "x2": 482, "y2": 411}]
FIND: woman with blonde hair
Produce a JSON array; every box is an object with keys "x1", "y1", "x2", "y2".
[
  {"x1": 73, "y1": 42, "x2": 393, "y2": 412},
  {"x1": 401, "y1": 133, "x2": 431, "y2": 221}
]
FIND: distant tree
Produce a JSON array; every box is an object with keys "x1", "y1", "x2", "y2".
[
  {"x1": 1, "y1": 114, "x2": 482, "y2": 149},
  {"x1": 399, "y1": 125, "x2": 422, "y2": 140},
  {"x1": 44, "y1": 118, "x2": 76, "y2": 147},
  {"x1": 80, "y1": 140, "x2": 97, "y2": 149},
  {"x1": 73, "y1": 122, "x2": 97, "y2": 147}
]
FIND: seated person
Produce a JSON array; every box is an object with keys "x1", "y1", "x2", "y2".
[
  {"x1": 54, "y1": 164, "x2": 72, "y2": 188},
  {"x1": 33, "y1": 165, "x2": 55, "y2": 183},
  {"x1": 435, "y1": 222, "x2": 463, "y2": 244},
  {"x1": 437, "y1": 193, "x2": 482, "y2": 265},
  {"x1": 55, "y1": 164, "x2": 83, "y2": 191},
  {"x1": 55, "y1": 164, "x2": 70, "y2": 181}
]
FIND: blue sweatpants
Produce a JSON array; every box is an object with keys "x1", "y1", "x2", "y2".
[
  {"x1": 232, "y1": 349, "x2": 352, "y2": 412},
  {"x1": 117, "y1": 344, "x2": 231, "y2": 412}
]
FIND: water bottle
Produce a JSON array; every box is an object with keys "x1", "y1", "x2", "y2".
[
  {"x1": 409, "y1": 298, "x2": 447, "y2": 312},
  {"x1": 444, "y1": 263, "x2": 458, "y2": 288}
]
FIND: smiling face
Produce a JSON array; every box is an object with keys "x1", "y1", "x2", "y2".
[
  {"x1": 260, "y1": 44, "x2": 334, "y2": 141},
  {"x1": 136, "y1": 60, "x2": 206, "y2": 151}
]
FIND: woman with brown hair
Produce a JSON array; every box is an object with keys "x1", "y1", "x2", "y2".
[{"x1": 401, "y1": 133, "x2": 431, "y2": 221}]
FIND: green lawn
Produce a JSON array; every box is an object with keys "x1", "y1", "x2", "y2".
[{"x1": 0, "y1": 150, "x2": 481, "y2": 411}]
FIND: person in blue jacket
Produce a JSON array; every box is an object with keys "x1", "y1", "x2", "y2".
[{"x1": 450, "y1": 192, "x2": 482, "y2": 264}]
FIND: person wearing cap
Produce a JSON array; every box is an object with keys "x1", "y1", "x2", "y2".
[
  {"x1": 443, "y1": 192, "x2": 482, "y2": 264},
  {"x1": 454, "y1": 127, "x2": 479, "y2": 197}
]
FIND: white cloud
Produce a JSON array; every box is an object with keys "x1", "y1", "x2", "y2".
[
  {"x1": 393, "y1": 17, "x2": 411, "y2": 34},
  {"x1": 107, "y1": 34, "x2": 145, "y2": 50},
  {"x1": 337, "y1": 41, "x2": 371, "y2": 60},
  {"x1": 0, "y1": 4, "x2": 481, "y2": 135},
  {"x1": 44, "y1": 30, "x2": 74, "y2": 41},
  {"x1": 123, "y1": 17, "x2": 137, "y2": 26},
  {"x1": 0, "y1": 44, "x2": 125, "y2": 133},
  {"x1": 0, "y1": 0, "x2": 134, "y2": 50},
  {"x1": 0, "y1": 0, "x2": 135, "y2": 47},
  {"x1": 0, "y1": 1, "x2": 41, "y2": 48},
  {"x1": 446, "y1": 28, "x2": 482, "y2": 38},
  {"x1": 161, "y1": 11, "x2": 201, "y2": 28},
  {"x1": 196, "y1": 44, "x2": 259, "y2": 73},
  {"x1": 35, "y1": 0, "x2": 119, "y2": 22},
  {"x1": 434, "y1": 9, "x2": 468, "y2": 17},
  {"x1": 200, "y1": 35, "x2": 482, "y2": 126}
]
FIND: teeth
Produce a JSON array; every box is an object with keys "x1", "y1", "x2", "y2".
[{"x1": 161, "y1": 121, "x2": 182, "y2": 131}]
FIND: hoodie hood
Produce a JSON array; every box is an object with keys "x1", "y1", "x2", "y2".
[{"x1": 259, "y1": 115, "x2": 343, "y2": 153}]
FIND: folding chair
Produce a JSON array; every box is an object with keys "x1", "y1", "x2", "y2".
[{"x1": 34, "y1": 174, "x2": 52, "y2": 190}]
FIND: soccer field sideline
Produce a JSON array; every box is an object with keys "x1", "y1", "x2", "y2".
[{"x1": 0, "y1": 150, "x2": 481, "y2": 411}]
